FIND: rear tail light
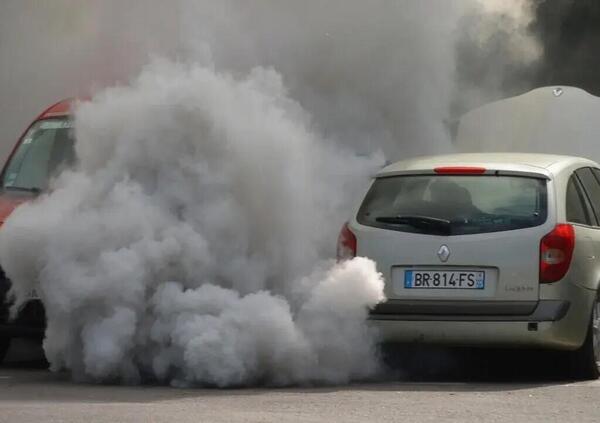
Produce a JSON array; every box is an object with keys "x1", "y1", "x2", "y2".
[
  {"x1": 337, "y1": 222, "x2": 357, "y2": 261},
  {"x1": 540, "y1": 224, "x2": 575, "y2": 283}
]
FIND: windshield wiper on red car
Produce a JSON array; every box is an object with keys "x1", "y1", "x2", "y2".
[
  {"x1": 3, "y1": 186, "x2": 41, "y2": 194},
  {"x1": 375, "y1": 215, "x2": 451, "y2": 235}
]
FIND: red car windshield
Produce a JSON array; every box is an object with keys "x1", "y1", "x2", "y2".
[{"x1": 2, "y1": 118, "x2": 76, "y2": 192}]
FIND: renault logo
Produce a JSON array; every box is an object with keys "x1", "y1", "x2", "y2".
[{"x1": 437, "y1": 245, "x2": 450, "y2": 262}]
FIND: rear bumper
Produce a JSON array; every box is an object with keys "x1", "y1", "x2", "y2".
[
  {"x1": 370, "y1": 299, "x2": 569, "y2": 321},
  {"x1": 369, "y1": 289, "x2": 596, "y2": 350},
  {"x1": 370, "y1": 320, "x2": 578, "y2": 350}
]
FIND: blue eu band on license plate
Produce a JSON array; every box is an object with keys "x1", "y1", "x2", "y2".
[{"x1": 404, "y1": 270, "x2": 485, "y2": 289}]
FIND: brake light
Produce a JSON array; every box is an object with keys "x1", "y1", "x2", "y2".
[
  {"x1": 337, "y1": 222, "x2": 357, "y2": 261},
  {"x1": 540, "y1": 224, "x2": 575, "y2": 283},
  {"x1": 434, "y1": 166, "x2": 486, "y2": 175}
]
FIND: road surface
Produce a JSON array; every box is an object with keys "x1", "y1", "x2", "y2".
[{"x1": 0, "y1": 341, "x2": 598, "y2": 422}]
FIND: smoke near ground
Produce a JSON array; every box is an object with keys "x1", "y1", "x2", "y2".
[{"x1": 0, "y1": 1, "x2": 542, "y2": 385}]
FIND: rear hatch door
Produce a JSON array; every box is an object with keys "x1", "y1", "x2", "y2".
[{"x1": 353, "y1": 169, "x2": 554, "y2": 311}]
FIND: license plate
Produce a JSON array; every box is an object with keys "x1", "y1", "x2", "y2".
[{"x1": 404, "y1": 270, "x2": 485, "y2": 289}]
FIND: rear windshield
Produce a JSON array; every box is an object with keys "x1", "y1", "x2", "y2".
[
  {"x1": 357, "y1": 175, "x2": 547, "y2": 235},
  {"x1": 2, "y1": 118, "x2": 75, "y2": 192}
]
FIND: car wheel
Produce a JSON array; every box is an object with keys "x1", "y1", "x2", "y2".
[
  {"x1": 0, "y1": 337, "x2": 10, "y2": 364},
  {"x1": 568, "y1": 296, "x2": 600, "y2": 380}
]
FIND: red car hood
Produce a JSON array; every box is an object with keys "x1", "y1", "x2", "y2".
[{"x1": 0, "y1": 192, "x2": 35, "y2": 225}]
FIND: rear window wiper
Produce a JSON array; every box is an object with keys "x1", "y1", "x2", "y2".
[
  {"x1": 3, "y1": 186, "x2": 41, "y2": 194},
  {"x1": 375, "y1": 215, "x2": 451, "y2": 234}
]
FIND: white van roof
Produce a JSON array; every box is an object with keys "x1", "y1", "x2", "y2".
[{"x1": 456, "y1": 86, "x2": 600, "y2": 160}]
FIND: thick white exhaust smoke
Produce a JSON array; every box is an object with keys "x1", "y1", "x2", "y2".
[
  {"x1": 0, "y1": 61, "x2": 385, "y2": 385},
  {"x1": 0, "y1": 1, "x2": 543, "y2": 386}
]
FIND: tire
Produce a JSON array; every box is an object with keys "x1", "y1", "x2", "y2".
[
  {"x1": 0, "y1": 338, "x2": 10, "y2": 365},
  {"x1": 568, "y1": 297, "x2": 600, "y2": 380}
]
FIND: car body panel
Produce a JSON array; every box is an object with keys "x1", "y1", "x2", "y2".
[
  {"x1": 0, "y1": 192, "x2": 33, "y2": 225},
  {"x1": 355, "y1": 222, "x2": 553, "y2": 303},
  {"x1": 551, "y1": 160, "x2": 600, "y2": 292},
  {"x1": 38, "y1": 99, "x2": 74, "y2": 119}
]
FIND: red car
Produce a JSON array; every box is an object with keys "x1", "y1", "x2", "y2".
[{"x1": 0, "y1": 99, "x2": 76, "y2": 363}]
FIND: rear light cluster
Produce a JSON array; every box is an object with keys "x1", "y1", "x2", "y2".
[
  {"x1": 336, "y1": 221, "x2": 575, "y2": 282},
  {"x1": 540, "y1": 224, "x2": 575, "y2": 283},
  {"x1": 337, "y1": 222, "x2": 357, "y2": 261}
]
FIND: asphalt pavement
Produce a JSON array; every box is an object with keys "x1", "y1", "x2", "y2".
[{"x1": 0, "y1": 340, "x2": 598, "y2": 423}]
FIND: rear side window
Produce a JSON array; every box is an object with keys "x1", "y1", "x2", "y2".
[
  {"x1": 357, "y1": 175, "x2": 547, "y2": 236},
  {"x1": 592, "y1": 168, "x2": 600, "y2": 186},
  {"x1": 574, "y1": 168, "x2": 600, "y2": 222},
  {"x1": 566, "y1": 176, "x2": 592, "y2": 225}
]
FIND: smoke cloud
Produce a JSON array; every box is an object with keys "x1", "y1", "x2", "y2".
[
  {"x1": 453, "y1": 0, "x2": 542, "y2": 115},
  {"x1": 0, "y1": 61, "x2": 384, "y2": 385},
  {"x1": 0, "y1": 1, "x2": 542, "y2": 385},
  {"x1": 0, "y1": 1, "x2": 542, "y2": 159}
]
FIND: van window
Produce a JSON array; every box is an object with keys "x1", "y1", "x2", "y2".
[
  {"x1": 566, "y1": 175, "x2": 592, "y2": 225},
  {"x1": 357, "y1": 175, "x2": 547, "y2": 235},
  {"x1": 2, "y1": 118, "x2": 75, "y2": 192}
]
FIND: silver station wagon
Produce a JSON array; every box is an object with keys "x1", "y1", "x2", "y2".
[{"x1": 338, "y1": 153, "x2": 600, "y2": 379}]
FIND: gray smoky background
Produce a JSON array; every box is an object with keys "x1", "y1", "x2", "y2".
[
  {"x1": 455, "y1": 0, "x2": 600, "y2": 119},
  {"x1": 2, "y1": 1, "x2": 600, "y2": 159},
  {"x1": 0, "y1": 0, "x2": 590, "y2": 386},
  {"x1": 0, "y1": 0, "x2": 545, "y2": 160}
]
